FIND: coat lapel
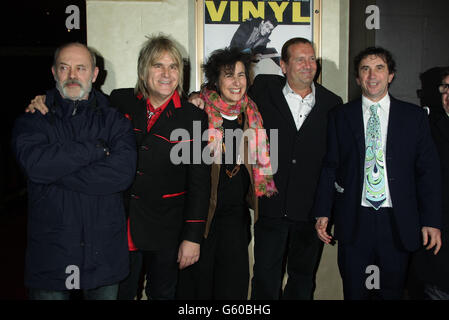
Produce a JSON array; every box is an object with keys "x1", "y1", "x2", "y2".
[
  {"x1": 434, "y1": 113, "x2": 449, "y2": 143},
  {"x1": 298, "y1": 84, "x2": 327, "y2": 134},
  {"x1": 149, "y1": 100, "x2": 173, "y2": 134},
  {"x1": 130, "y1": 97, "x2": 148, "y2": 144},
  {"x1": 385, "y1": 96, "x2": 404, "y2": 172},
  {"x1": 141, "y1": 99, "x2": 175, "y2": 145},
  {"x1": 345, "y1": 98, "x2": 365, "y2": 161},
  {"x1": 270, "y1": 78, "x2": 298, "y2": 134},
  {"x1": 343, "y1": 99, "x2": 366, "y2": 191},
  {"x1": 132, "y1": 98, "x2": 147, "y2": 130}
]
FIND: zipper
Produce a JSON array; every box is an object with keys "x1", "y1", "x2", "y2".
[{"x1": 72, "y1": 100, "x2": 79, "y2": 116}]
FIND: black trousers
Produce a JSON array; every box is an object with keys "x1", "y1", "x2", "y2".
[
  {"x1": 338, "y1": 207, "x2": 410, "y2": 300},
  {"x1": 118, "y1": 247, "x2": 178, "y2": 300},
  {"x1": 251, "y1": 216, "x2": 323, "y2": 300},
  {"x1": 177, "y1": 208, "x2": 250, "y2": 300}
]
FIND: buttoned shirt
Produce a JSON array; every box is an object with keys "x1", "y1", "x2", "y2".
[
  {"x1": 361, "y1": 94, "x2": 393, "y2": 208},
  {"x1": 283, "y1": 81, "x2": 316, "y2": 130}
]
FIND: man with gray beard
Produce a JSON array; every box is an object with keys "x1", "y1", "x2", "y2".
[{"x1": 12, "y1": 43, "x2": 136, "y2": 299}]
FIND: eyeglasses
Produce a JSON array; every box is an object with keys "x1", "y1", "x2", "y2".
[{"x1": 438, "y1": 83, "x2": 449, "y2": 93}]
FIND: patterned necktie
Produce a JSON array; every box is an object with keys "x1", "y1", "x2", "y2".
[{"x1": 365, "y1": 104, "x2": 386, "y2": 210}]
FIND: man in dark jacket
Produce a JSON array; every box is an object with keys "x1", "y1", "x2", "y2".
[
  {"x1": 110, "y1": 35, "x2": 211, "y2": 300},
  {"x1": 249, "y1": 38, "x2": 343, "y2": 300},
  {"x1": 409, "y1": 66, "x2": 449, "y2": 300},
  {"x1": 314, "y1": 47, "x2": 441, "y2": 300},
  {"x1": 12, "y1": 43, "x2": 137, "y2": 300}
]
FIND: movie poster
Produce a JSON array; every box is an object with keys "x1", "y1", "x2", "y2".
[{"x1": 203, "y1": 0, "x2": 314, "y2": 76}]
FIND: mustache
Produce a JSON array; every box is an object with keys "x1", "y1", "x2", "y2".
[{"x1": 63, "y1": 79, "x2": 83, "y2": 88}]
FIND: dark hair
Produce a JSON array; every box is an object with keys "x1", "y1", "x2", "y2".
[
  {"x1": 264, "y1": 10, "x2": 279, "y2": 28},
  {"x1": 440, "y1": 66, "x2": 449, "y2": 82},
  {"x1": 418, "y1": 67, "x2": 442, "y2": 108},
  {"x1": 281, "y1": 37, "x2": 313, "y2": 63},
  {"x1": 202, "y1": 47, "x2": 253, "y2": 93},
  {"x1": 354, "y1": 46, "x2": 396, "y2": 77}
]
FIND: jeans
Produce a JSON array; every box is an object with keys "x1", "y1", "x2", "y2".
[{"x1": 28, "y1": 283, "x2": 119, "y2": 300}]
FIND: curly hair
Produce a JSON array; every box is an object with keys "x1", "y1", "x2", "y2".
[{"x1": 202, "y1": 47, "x2": 253, "y2": 94}]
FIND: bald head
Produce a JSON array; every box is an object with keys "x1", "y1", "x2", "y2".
[{"x1": 53, "y1": 43, "x2": 97, "y2": 71}]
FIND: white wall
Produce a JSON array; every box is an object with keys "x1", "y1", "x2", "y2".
[
  {"x1": 86, "y1": 0, "x2": 194, "y2": 94},
  {"x1": 321, "y1": 0, "x2": 349, "y2": 102},
  {"x1": 313, "y1": 0, "x2": 348, "y2": 300}
]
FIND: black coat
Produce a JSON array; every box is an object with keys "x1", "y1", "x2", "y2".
[
  {"x1": 248, "y1": 74, "x2": 343, "y2": 221},
  {"x1": 12, "y1": 88, "x2": 137, "y2": 290},
  {"x1": 313, "y1": 97, "x2": 442, "y2": 251},
  {"x1": 410, "y1": 109, "x2": 449, "y2": 292},
  {"x1": 109, "y1": 89, "x2": 211, "y2": 251}
]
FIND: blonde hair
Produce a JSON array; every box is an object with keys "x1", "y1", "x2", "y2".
[{"x1": 135, "y1": 34, "x2": 184, "y2": 99}]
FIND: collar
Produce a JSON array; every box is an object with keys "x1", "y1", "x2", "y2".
[
  {"x1": 362, "y1": 93, "x2": 390, "y2": 114},
  {"x1": 221, "y1": 113, "x2": 238, "y2": 120},
  {"x1": 282, "y1": 81, "x2": 316, "y2": 103},
  {"x1": 137, "y1": 90, "x2": 182, "y2": 110},
  {"x1": 52, "y1": 87, "x2": 96, "y2": 117}
]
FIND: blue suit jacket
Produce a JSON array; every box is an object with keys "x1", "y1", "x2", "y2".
[{"x1": 313, "y1": 95, "x2": 442, "y2": 252}]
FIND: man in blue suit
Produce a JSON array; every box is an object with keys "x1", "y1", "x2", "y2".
[{"x1": 314, "y1": 47, "x2": 442, "y2": 299}]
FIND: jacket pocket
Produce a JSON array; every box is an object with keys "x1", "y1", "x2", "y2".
[
  {"x1": 162, "y1": 191, "x2": 187, "y2": 199},
  {"x1": 161, "y1": 191, "x2": 186, "y2": 208},
  {"x1": 153, "y1": 134, "x2": 193, "y2": 144}
]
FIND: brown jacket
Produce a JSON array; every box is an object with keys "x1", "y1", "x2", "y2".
[{"x1": 203, "y1": 111, "x2": 259, "y2": 238}]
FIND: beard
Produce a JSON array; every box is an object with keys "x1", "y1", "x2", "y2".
[{"x1": 55, "y1": 76, "x2": 93, "y2": 101}]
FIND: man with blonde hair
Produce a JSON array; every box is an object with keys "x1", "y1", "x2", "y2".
[{"x1": 110, "y1": 35, "x2": 210, "y2": 300}]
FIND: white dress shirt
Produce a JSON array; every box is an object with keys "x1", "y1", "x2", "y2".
[
  {"x1": 361, "y1": 94, "x2": 393, "y2": 208},
  {"x1": 283, "y1": 81, "x2": 316, "y2": 130}
]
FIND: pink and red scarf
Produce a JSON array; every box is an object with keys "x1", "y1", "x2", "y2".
[{"x1": 201, "y1": 87, "x2": 278, "y2": 197}]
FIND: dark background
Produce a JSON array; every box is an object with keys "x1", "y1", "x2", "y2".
[
  {"x1": 348, "y1": 0, "x2": 449, "y2": 103},
  {"x1": 0, "y1": 1, "x2": 86, "y2": 299}
]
